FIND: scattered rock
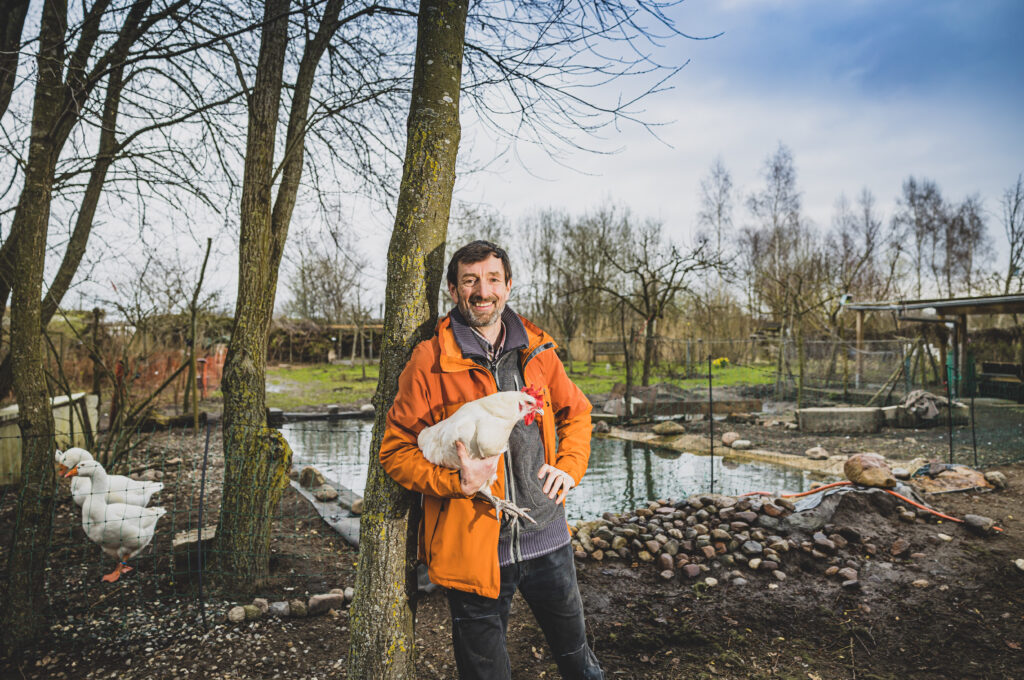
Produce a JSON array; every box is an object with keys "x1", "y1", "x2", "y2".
[
  {"x1": 983, "y1": 471, "x2": 1007, "y2": 489},
  {"x1": 592, "y1": 420, "x2": 611, "y2": 434},
  {"x1": 652, "y1": 421, "x2": 686, "y2": 435},
  {"x1": 351, "y1": 498, "x2": 364, "y2": 514},
  {"x1": 936, "y1": 533, "x2": 953, "y2": 542},
  {"x1": 893, "y1": 467, "x2": 911, "y2": 480},
  {"x1": 721, "y1": 432, "x2": 741, "y2": 447},
  {"x1": 243, "y1": 605, "x2": 262, "y2": 621},
  {"x1": 772, "y1": 570, "x2": 786, "y2": 581},
  {"x1": 344, "y1": 586, "x2": 355, "y2": 602},
  {"x1": 730, "y1": 439, "x2": 753, "y2": 450},
  {"x1": 776, "y1": 498, "x2": 797, "y2": 513},
  {"x1": 313, "y1": 484, "x2": 339, "y2": 502},
  {"x1": 911, "y1": 579, "x2": 930, "y2": 588},
  {"x1": 359, "y1": 403, "x2": 375, "y2": 414},
  {"x1": 683, "y1": 564, "x2": 702, "y2": 579},
  {"x1": 300, "y1": 466, "x2": 326, "y2": 488},
  {"x1": 844, "y1": 453, "x2": 897, "y2": 488},
  {"x1": 252, "y1": 598, "x2": 269, "y2": 614},
  {"x1": 963, "y1": 514, "x2": 997, "y2": 536},
  {"x1": 812, "y1": 532, "x2": 836, "y2": 552},
  {"x1": 804, "y1": 446, "x2": 829, "y2": 460},
  {"x1": 659, "y1": 569, "x2": 674, "y2": 581},
  {"x1": 269, "y1": 601, "x2": 290, "y2": 617},
  {"x1": 1014, "y1": 559, "x2": 1024, "y2": 573},
  {"x1": 890, "y1": 538, "x2": 911, "y2": 557},
  {"x1": 227, "y1": 606, "x2": 245, "y2": 623},
  {"x1": 841, "y1": 579, "x2": 861, "y2": 590},
  {"x1": 289, "y1": 598, "x2": 308, "y2": 618},
  {"x1": 704, "y1": 577, "x2": 719, "y2": 587}
]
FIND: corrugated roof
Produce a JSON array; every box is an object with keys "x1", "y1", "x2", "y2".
[{"x1": 842, "y1": 294, "x2": 1024, "y2": 316}]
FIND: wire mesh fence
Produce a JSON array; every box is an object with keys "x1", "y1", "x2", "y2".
[{"x1": 0, "y1": 343, "x2": 1021, "y2": 651}]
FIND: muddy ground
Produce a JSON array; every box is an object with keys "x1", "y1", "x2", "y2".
[{"x1": 1, "y1": 422, "x2": 1022, "y2": 680}]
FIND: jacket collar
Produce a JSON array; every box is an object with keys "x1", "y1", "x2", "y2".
[
  {"x1": 437, "y1": 307, "x2": 555, "y2": 373},
  {"x1": 448, "y1": 305, "x2": 528, "y2": 360}
]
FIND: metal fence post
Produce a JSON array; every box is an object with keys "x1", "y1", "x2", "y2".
[
  {"x1": 708, "y1": 354, "x2": 714, "y2": 494},
  {"x1": 197, "y1": 421, "x2": 211, "y2": 630}
]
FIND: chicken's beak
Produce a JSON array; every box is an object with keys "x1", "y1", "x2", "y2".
[{"x1": 63, "y1": 467, "x2": 79, "y2": 478}]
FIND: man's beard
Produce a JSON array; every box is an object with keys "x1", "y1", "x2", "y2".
[{"x1": 458, "y1": 294, "x2": 504, "y2": 328}]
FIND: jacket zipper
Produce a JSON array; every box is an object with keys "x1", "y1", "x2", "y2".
[
  {"x1": 470, "y1": 342, "x2": 551, "y2": 564},
  {"x1": 476, "y1": 355, "x2": 524, "y2": 563}
]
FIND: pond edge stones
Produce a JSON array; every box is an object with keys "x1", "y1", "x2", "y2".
[{"x1": 570, "y1": 485, "x2": 997, "y2": 592}]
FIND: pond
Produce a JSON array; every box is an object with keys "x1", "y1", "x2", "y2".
[{"x1": 281, "y1": 420, "x2": 838, "y2": 521}]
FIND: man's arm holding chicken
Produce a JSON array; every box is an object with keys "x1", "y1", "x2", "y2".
[{"x1": 379, "y1": 341, "x2": 590, "y2": 506}]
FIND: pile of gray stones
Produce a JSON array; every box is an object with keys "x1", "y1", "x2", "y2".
[
  {"x1": 226, "y1": 587, "x2": 355, "y2": 624},
  {"x1": 568, "y1": 492, "x2": 988, "y2": 589}
]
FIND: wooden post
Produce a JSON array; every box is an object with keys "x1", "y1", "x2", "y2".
[{"x1": 855, "y1": 310, "x2": 864, "y2": 390}]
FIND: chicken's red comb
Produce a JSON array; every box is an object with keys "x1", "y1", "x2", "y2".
[{"x1": 521, "y1": 385, "x2": 543, "y2": 401}]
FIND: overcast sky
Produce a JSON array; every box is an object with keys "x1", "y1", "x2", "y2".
[
  {"x1": 335, "y1": 0, "x2": 1023, "y2": 298},
  {"x1": 81, "y1": 0, "x2": 1021, "y2": 312}
]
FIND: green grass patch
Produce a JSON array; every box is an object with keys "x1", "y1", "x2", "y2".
[
  {"x1": 261, "y1": 360, "x2": 776, "y2": 410},
  {"x1": 566, "y1": 361, "x2": 775, "y2": 395},
  {"x1": 264, "y1": 362, "x2": 379, "y2": 410}
]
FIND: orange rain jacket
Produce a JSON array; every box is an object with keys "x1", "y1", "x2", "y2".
[{"x1": 379, "y1": 313, "x2": 593, "y2": 598}]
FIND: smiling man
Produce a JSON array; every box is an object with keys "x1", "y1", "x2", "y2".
[{"x1": 380, "y1": 240, "x2": 604, "y2": 679}]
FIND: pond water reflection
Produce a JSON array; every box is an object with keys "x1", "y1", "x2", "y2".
[{"x1": 281, "y1": 420, "x2": 838, "y2": 521}]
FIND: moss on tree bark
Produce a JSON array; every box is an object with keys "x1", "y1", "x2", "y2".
[{"x1": 348, "y1": 1, "x2": 468, "y2": 677}]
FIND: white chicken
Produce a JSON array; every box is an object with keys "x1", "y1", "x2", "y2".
[
  {"x1": 418, "y1": 386, "x2": 544, "y2": 524},
  {"x1": 55, "y1": 448, "x2": 163, "y2": 507},
  {"x1": 63, "y1": 459, "x2": 166, "y2": 582}
]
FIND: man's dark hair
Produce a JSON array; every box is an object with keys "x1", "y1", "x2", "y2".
[{"x1": 446, "y1": 240, "x2": 512, "y2": 288}]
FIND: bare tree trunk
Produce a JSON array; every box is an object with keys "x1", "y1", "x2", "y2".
[
  {"x1": 213, "y1": 0, "x2": 293, "y2": 592},
  {"x1": 0, "y1": 0, "x2": 63, "y2": 653},
  {"x1": 0, "y1": 0, "x2": 30, "y2": 117},
  {"x1": 348, "y1": 1, "x2": 467, "y2": 676},
  {"x1": 214, "y1": 0, "x2": 351, "y2": 591},
  {"x1": 641, "y1": 317, "x2": 655, "y2": 386}
]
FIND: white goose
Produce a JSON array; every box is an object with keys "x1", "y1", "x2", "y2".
[
  {"x1": 64, "y1": 459, "x2": 167, "y2": 582},
  {"x1": 55, "y1": 448, "x2": 163, "y2": 507}
]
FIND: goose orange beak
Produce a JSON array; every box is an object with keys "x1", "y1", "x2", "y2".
[
  {"x1": 56, "y1": 464, "x2": 68, "y2": 474},
  {"x1": 63, "y1": 467, "x2": 79, "y2": 478}
]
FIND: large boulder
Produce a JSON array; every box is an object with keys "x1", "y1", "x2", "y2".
[
  {"x1": 843, "y1": 453, "x2": 897, "y2": 488},
  {"x1": 652, "y1": 421, "x2": 686, "y2": 435},
  {"x1": 300, "y1": 466, "x2": 326, "y2": 488}
]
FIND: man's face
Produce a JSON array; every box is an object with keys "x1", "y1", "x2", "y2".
[{"x1": 448, "y1": 254, "x2": 511, "y2": 329}]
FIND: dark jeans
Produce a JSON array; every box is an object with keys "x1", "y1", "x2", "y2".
[{"x1": 444, "y1": 544, "x2": 604, "y2": 680}]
